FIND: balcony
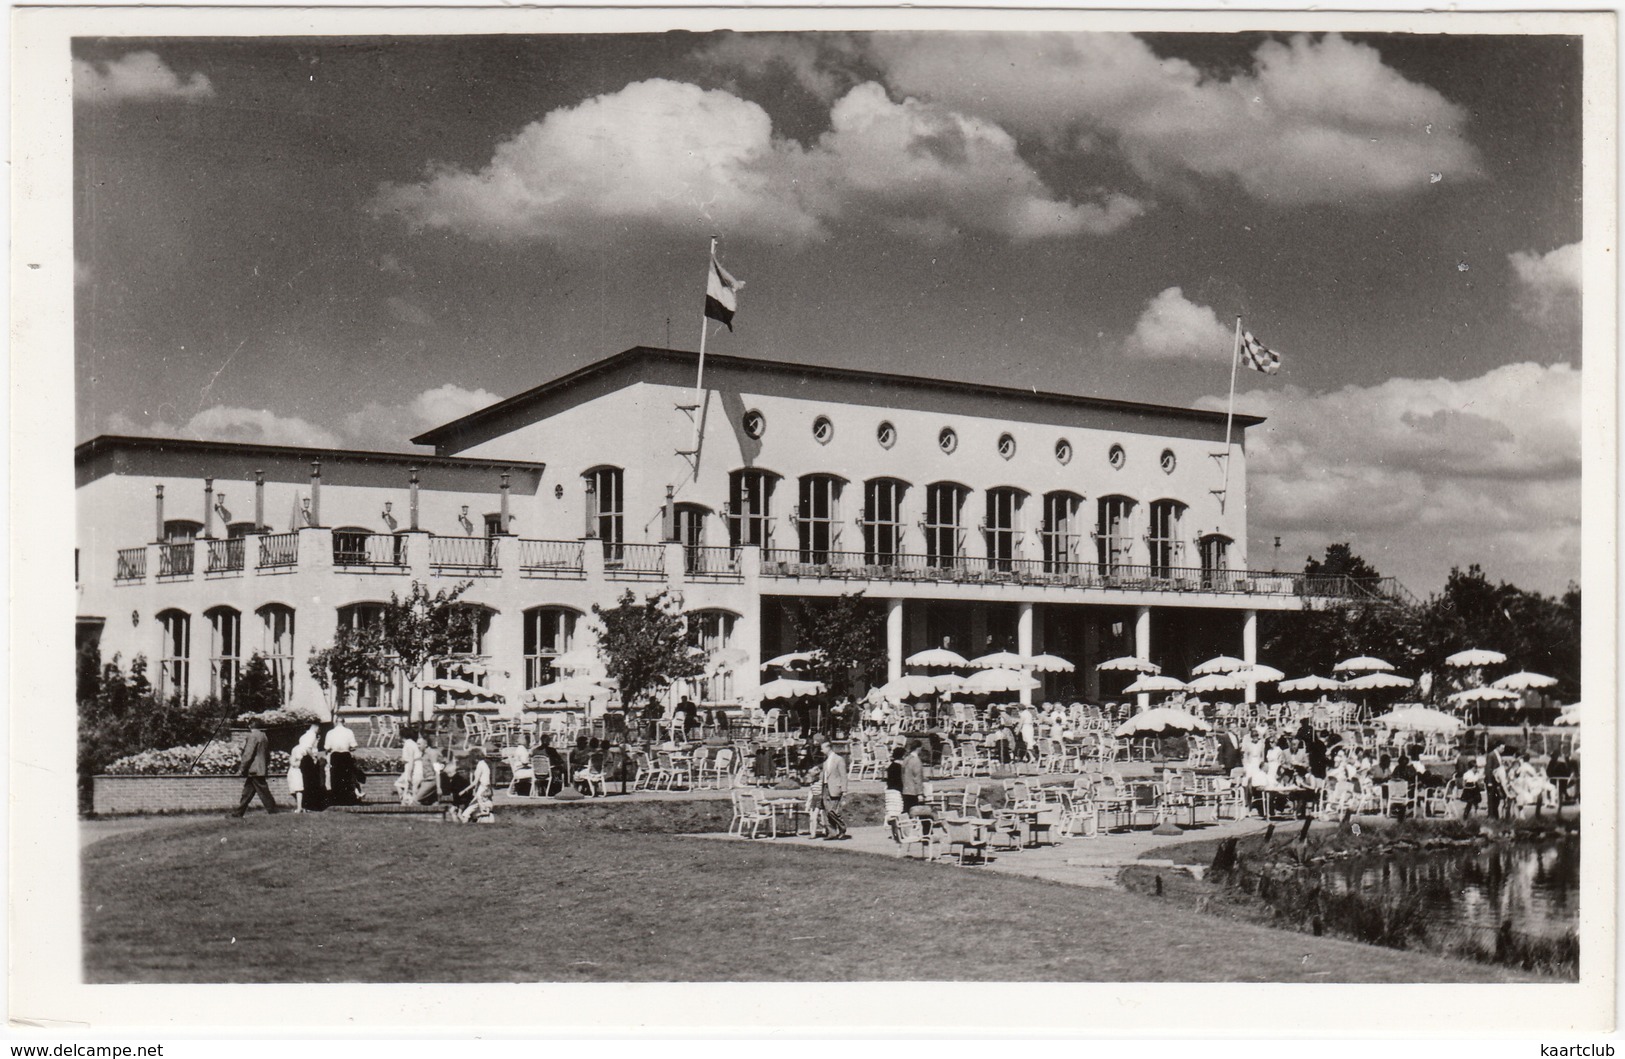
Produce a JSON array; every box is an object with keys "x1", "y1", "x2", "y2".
[
  {"x1": 258, "y1": 532, "x2": 299, "y2": 570},
  {"x1": 115, "y1": 547, "x2": 147, "y2": 583},
  {"x1": 517, "y1": 538, "x2": 585, "y2": 579},
  {"x1": 205, "y1": 538, "x2": 245, "y2": 576},
  {"x1": 429, "y1": 534, "x2": 501, "y2": 575},
  {"x1": 684, "y1": 545, "x2": 742, "y2": 580},
  {"x1": 333, "y1": 531, "x2": 409, "y2": 570},
  {"x1": 602, "y1": 541, "x2": 665, "y2": 581}
]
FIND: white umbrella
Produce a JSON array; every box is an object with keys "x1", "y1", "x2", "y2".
[
  {"x1": 1185, "y1": 672, "x2": 1250, "y2": 693},
  {"x1": 1445, "y1": 648, "x2": 1508, "y2": 667},
  {"x1": 905, "y1": 648, "x2": 969, "y2": 668},
  {"x1": 1333, "y1": 655, "x2": 1396, "y2": 674},
  {"x1": 1555, "y1": 704, "x2": 1580, "y2": 727},
  {"x1": 1279, "y1": 674, "x2": 1344, "y2": 694},
  {"x1": 1191, "y1": 654, "x2": 1251, "y2": 676},
  {"x1": 1372, "y1": 706, "x2": 1465, "y2": 733},
  {"x1": 754, "y1": 677, "x2": 826, "y2": 701},
  {"x1": 761, "y1": 650, "x2": 822, "y2": 670},
  {"x1": 1121, "y1": 674, "x2": 1188, "y2": 695},
  {"x1": 415, "y1": 676, "x2": 504, "y2": 701},
  {"x1": 1026, "y1": 653, "x2": 1075, "y2": 673},
  {"x1": 959, "y1": 669, "x2": 1042, "y2": 695},
  {"x1": 523, "y1": 678, "x2": 615, "y2": 705},
  {"x1": 1097, "y1": 655, "x2": 1161, "y2": 674},
  {"x1": 1244, "y1": 664, "x2": 1286, "y2": 683},
  {"x1": 968, "y1": 650, "x2": 1031, "y2": 670},
  {"x1": 1493, "y1": 670, "x2": 1559, "y2": 691},
  {"x1": 429, "y1": 658, "x2": 508, "y2": 679},
  {"x1": 1449, "y1": 685, "x2": 1520, "y2": 703},
  {"x1": 1342, "y1": 672, "x2": 1415, "y2": 691},
  {"x1": 1115, "y1": 708, "x2": 1211, "y2": 737},
  {"x1": 874, "y1": 674, "x2": 949, "y2": 701}
]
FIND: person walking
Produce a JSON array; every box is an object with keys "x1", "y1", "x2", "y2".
[
  {"x1": 230, "y1": 720, "x2": 279, "y2": 816},
  {"x1": 820, "y1": 741, "x2": 849, "y2": 840},
  {"x1": 900, "y1": 740, "x2": 926, "y2": 815},
  {"x1": 323, "y1": 715, "x2": 359, "y2": 805}
]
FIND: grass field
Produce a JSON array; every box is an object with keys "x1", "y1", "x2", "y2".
[{"x1": 82, "y1": 814, "x2": 1538, "y2": 983}]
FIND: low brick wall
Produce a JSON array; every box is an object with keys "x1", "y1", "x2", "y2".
[{"x1": 92, "y1": 773, "x2": 394, "y2": 816}]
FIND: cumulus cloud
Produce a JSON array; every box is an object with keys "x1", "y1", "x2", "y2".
[
  {"x1": 107, "y1": 406, "x2": 342, "y2": 448},
  {"x1": 1508, "y1": 241, "x2": 1581, "y2": 324},
  {"x1": 1124, "y1": 286, "x2": 1232, "y2": 360},
  {"x1": 73, "y1": 50, "x2": 214, "y2": 105},
  {"x1": 342, "y1": 384, "x2": 501, "y2": 451},
  {"x1": 371, "y1": 78, "x2": 1138, "y2": 245},
  {"x1": 868, "y1": 32, "x2": 1480, "y2": 204},
  {"x1": 694, "y1": 32, "x2": 865, "y2": 101},
  {"x1": 1197, "y1": 362, "x2": 1579, "y2": 593}
]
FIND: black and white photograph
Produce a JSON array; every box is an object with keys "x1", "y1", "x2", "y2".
[{"x1": 10, "y1": 3, "x2": 1617, "y2": 1038}]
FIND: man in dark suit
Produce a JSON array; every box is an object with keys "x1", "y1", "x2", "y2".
[
  {"x1": 1215, "y1": 728, "x2": 1243, "y2": 774},
  {"x1": 230, "y1": 721, "x2": 280, "y2": 817}
]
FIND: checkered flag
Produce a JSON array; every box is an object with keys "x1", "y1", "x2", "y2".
[{"x1": 1240, "y1": 329, "x2": 1281, "y2": 374}]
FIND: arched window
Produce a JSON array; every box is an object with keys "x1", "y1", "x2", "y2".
[
  {"x1": 256, "y1": 604, "x2": 295, "y2": 704},
  {"x1": 1199, "y1": 534, "x2": 1233, "y2": 589},
  {"x1": 727, "y1": 469, "x2": 778, "y2": 553},
  {"x1": 861, "y1": 478, "x2": 908, "y2": 565},
  {"x1": 795, "y1": 474, "x2": 844, "y2": 563},
  {"x1": 206, "y1": 606, "x2": 242, "y2": 704},
  {"x1": 924, "y1": 483, "x2": 967, "y2": 569},
  {"x1": 1041, "y1": 491, "x2": 1084, "y2": 572},
  {"x1": 337, "y1": 603, "x2": 394, "y2": 711},
  {"x1": 156, "y1": 608, "x2": 191, "y2": 701},
  {"x1": 983, "y1": 487, "x2": 1026, "y2": 571},
  {"x1": 163, "y1": 519, "x2": 202, "y2": 543},
  {"x1": 686, "y1": 609, "x2": 739, "y2": 703},
  {"x1": 1096, "y1": 496, "x2": 1136, "y2": 574},
  {"x1": 523, "y1": 606, "x2": 581, "y2": 689},
  {"x1": 584, "y1": 467, "x2": 624, "y2": 560},
  {"x1": 1148, "y1": 499, "x2": 1187, "y2": 578}
]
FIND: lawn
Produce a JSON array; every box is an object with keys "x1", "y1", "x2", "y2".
[{"x1": 82, "y1": 814, "x2": 1537, "y2": 983}]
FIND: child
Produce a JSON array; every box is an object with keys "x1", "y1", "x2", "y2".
[{"x1": 1459, "y1": 759, "x2": 1484, "y2": 818}]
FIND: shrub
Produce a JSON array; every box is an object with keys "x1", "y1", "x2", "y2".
[{"x1": 231, "y1": 707, "x2": 322, "y2": 728}]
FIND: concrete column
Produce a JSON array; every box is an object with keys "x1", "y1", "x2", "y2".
[
  {"x1": 203, "y1": 478, "x2": 215, "y2": 538},
  {"x1": 154, "y1": 484, "x2": 165, "y2": 542},
  {"x1": 292, "y1": 526, "x2": 335, "y2": 718},
  {"x1": 400, "y1": 529, "x2": 432, "y2": 582},
  {"x1": 309, "y1": 461, "x2": 322, "y2": 527},
  {"x1": 1134, "y1": 605, "x2": 1152, "y2": 710},
  {"x1": 254, "y1": 470, "x2": 265, "y2": 532},
  {"x1": 886, "y1": 598, "x2": 904, "y2": 682},
  {"x1": 664, "y1": 540, "x2": 687, "y2": 596},
  {"x1": 1242, "y1": 608, "x2": 1259, "y2": 704},
  {"x1": 735, "y1": 545, "x2": 763, "y2": 704},
  {"x1": 1016, "y1": 601, "x2": 1035, "y2": 704}
]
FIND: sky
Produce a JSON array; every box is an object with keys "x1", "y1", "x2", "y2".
[{"x1": 73, "y1": 30, "x2": 1585, "y2": 597}]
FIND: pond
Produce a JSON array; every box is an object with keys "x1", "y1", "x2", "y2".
[{"x1": 1317, "y1": 837, "x2": 1579, "y2": 947}]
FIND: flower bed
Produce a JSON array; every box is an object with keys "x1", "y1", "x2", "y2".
[
  {"x1": 106, "y1": 742, "x2": 292, "y2": 776},
  {"x1": 232, "y1": 707, "x2": 322, "y2": 728}
]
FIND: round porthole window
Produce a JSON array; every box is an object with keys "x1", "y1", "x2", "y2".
[
  {"x1": 938, "y1": 427, "x2": 959, "y2": 454},
  {"x1": 1160, "y1": 449, "x2": 1177, "y2": 474},
  {"x1": 812, "y1": 416, "x2": 834, "y2": 445},
  {"x1": 1108, "y1": 444, "x2": 1126, "y2": 470},
  {"x1": 742, "y1": 409, "x2": 766, "y2": 439},
  {"x1": 1055, "y1": 439, "x2": 1073, "y2": 465},
  {"x1": 877, "y1": 421, "x2": 897, "y2": 449},
  {"x1": 997, "y1": 433, "x2": 1017, "y2": 460}
]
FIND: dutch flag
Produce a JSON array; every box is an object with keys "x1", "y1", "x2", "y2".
[{"x1": 704, "y1": 252, "x2": 744, "y2": 331}]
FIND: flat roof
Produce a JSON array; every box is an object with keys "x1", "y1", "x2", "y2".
[{"x1": 412, "y1": 346, "x2": 1267, "y2": 452}]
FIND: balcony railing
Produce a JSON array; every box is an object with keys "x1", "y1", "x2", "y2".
[
  {"x1": 205, "y1": 538, "x2": 245, "y2": 575},
  {"x1": 685, "y1": 545, "x2": 741, "y2": 579},
  {"x1": 430, "y1": 534, "x2": 501, "y2": 573},
  {"x1": 157, "y1": 542, "x2": 194, "y2": 578},
  {"x1": 603, "y1": 541, "x2": 665, "y2": 579},
  {"x1": 333, "y1": 531, "x2": 408, "y2": 569},
  {"x1": 115, "y1": 547, "x2": 147, "y2": 582},
  {"x1": 258, "y1": 532, "x2": 299, "y2": 570},
  {"x1": 518, "y1": 539, "x2": 586, "y2": 579}
]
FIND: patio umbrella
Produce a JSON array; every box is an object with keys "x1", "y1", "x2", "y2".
[
  {"x1": 1244, "y1": 664, "x2": 1286, "y2": 683},
  {"x1": 1121, "y1": 674, "x2": 1188, "y2": 696},
  {"x1": 874, "y1": 674, "x2": 948, "y2": 701},
  {"x1": 1341, "y1": 672, "x2": 1415, "y2": 691},
  {"x1": 754, "y1": 677, "x2": 827, "y2": 700},
  {"x1": 1096, "y1": 655, "x2": 1160, "y2": 674},
  {"x1": 1493, "y1": 670, "x2": 1559, "y2": 691},
  {"x1": 761, "y1": 650, "x2": 822, "y2": 670},
  {"x1": 1185, "y1": 672, "x2": 1250, "y2": 694},
  {"x1": 1554, "y1": 704, "x2": 1580, "y2": 727},
  {"x1": 1279, "y1": 674, "x2": 1343, "y2": 694},
  {"x1": 429, "y1": 658, "x2": 508, "y2": 679},
  {"x1": 1026, "y1": 653, "x2": 1075, "y2": 673},
  {"x1": 959, "y1": 668, "x2": 1041, "y2": 695},
  {"x1": 968, "y1": 650, "x2": 1030, "y2": 670},
  {"x1": 523, "y1": 679, "x2": 615, "y2": 705},
  {"x1": 1333, "y1": 655, "x2": 1397, "y2": 674},
  {"x1": 415, "y1": 676, "x2": 504, "y2": 701},
  {"x1": 1449, "y1": 686, "x2": 1520, "y2": 704},
  {"x1": 1445, "y1": 648, "x2": 1508, "y2": 667},
  {"x1": 1371, "y1": 706, "x2": 1464, "y2": 734},
  {"x1": 905, "y1": 648, "x2": 969, "y2": 668},
  {"x1": 1191, "y1": 654, "x2": 1250, "y2": 676},
  {"x1": 1115, "y1": 708, "x2": 1211, "y2": 737}
]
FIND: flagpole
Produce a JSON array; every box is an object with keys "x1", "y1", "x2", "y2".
[
  {"x1": 690, "y1": 235, "x2": 717, "y2": 469},
  {"x1": 1220, "y1": 315, "x2": 1242, "y2": 510}
]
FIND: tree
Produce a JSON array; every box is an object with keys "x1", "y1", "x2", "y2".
[
  {"x1": 1304, "y1": 542, "x2": 1385, "y2": 582},
  {"x1": 786, "y1": 592, "x2": 887, "y2": 708},
  {"x1": 234, "y1": 651, "x2": 284, "y2": 715},
  {"x1": 1259, "y1": 545, "x2": 1422, "y2": 680},
  {"x1": 378, "y1": 580, "x2": 478, "y2": 721},
  {"x1": 77, "y1": 640, "x2": 102, "y2": 704},
  {"x1": 591, "y1": 590, "x2": 707, "y2": 712},
  {"x1": 308, "y1": 625, "x2": 387, "y2": 717}
]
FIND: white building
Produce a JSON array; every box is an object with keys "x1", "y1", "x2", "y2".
[{"x1": 76, "y1": 345, "x2": 1393, "y2": 716}]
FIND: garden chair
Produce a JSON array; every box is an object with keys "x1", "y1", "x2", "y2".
[
  {"x1": 897, "y1": 816, "x2": 943, "y2": 860},
  {"x1": 1383, "y1": 781, "x2": 1414, "y2": 818},
  {"x1": 699, "y1": 747, "x2": 737, "y2": 789},
  {"x1": 942, "y1": 818, "x2": 989, "y2": 865},
  {"x1": 529, "y1": 751, "x2": 555, "y2": 797},
  {"x1": 1127, "y1": 782, "x2": 1163, "y2": 829},
  {"x1": 730, "y1": 790, "x2": 776, "y2": 839},
  {"x1": 1418, "y1": 781, "x2": 1455, "y2": 819}
]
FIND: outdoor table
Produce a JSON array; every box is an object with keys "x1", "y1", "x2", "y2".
[{"x1": 995, "y1": 806, "x2": 1045, "y2": 847}]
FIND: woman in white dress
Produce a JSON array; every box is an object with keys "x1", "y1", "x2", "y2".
[
  {"x1": 396, "y1": 730, "x2": 424, "y2": 805},
  {"x1": 287, "y1": 726, "x2": 317, "y2": 812}
]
